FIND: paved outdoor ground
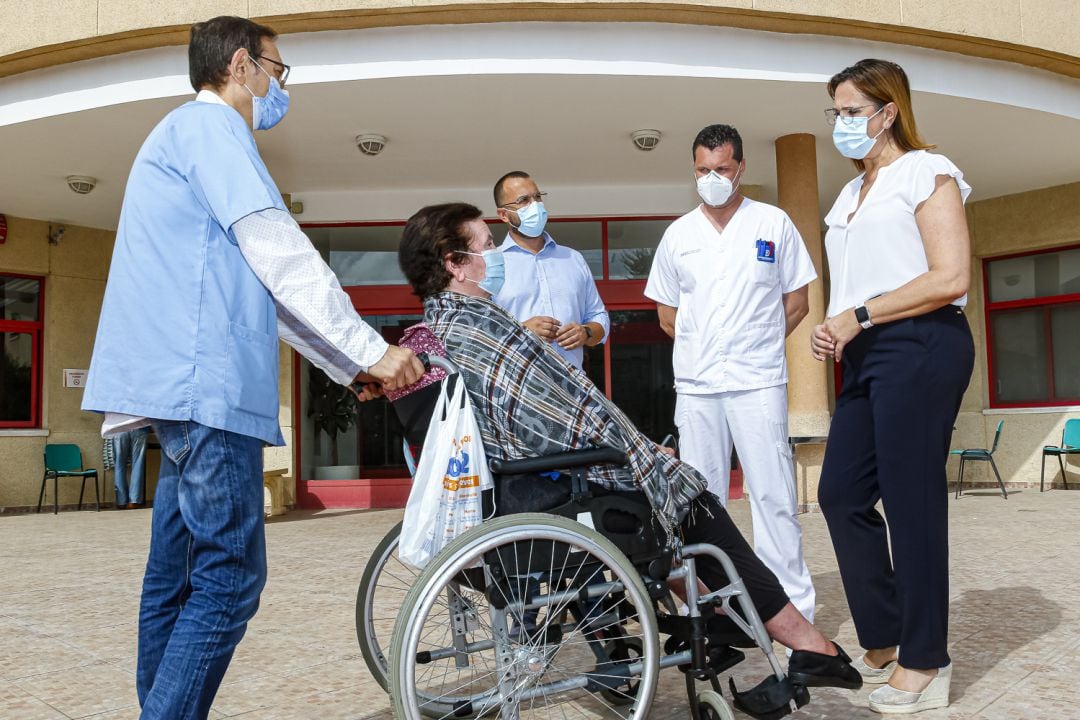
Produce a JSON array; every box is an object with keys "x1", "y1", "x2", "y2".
[{"x1": 2, "y1": 487, "x2": 1078, "y2": 720}]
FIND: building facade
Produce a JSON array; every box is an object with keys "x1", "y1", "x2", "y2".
[{"x1": 1, "y1": 1, "x2": 1078, "y2": 511}]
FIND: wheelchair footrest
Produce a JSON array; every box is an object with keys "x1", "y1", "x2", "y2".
[
  {"x1": 658, "y1": 613, "x2": 758, "y2": 650},
  {"x1": 729, "y1": 675, "x2": 810, "y2": 720},
  {"x1": 664, "y1": 634, "x2": 746, "y2": 675},
  {"x1": 584, "y1": 662, "x2": 635, "y2": 693}
]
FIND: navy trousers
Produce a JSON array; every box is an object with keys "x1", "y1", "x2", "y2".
[{"x1": 819, "y1": 305, "x2": 974, "y2": 670}]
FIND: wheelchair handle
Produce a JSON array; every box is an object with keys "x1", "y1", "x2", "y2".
[
  {"x1": 489, "y1": 447, "x2": 628, "y2": 475},
  {"x1": 416, "y1": 352, "x2": 458, "y2": 375}
]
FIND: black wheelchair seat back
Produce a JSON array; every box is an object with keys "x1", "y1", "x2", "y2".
[
  {"x1": 390, "y1": 375, "x2": 458, "y2": 447},
  {"x1": 486, "y1": 473, "x2": 672, "y2": 579}
]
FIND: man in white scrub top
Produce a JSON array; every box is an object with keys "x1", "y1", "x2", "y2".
[{"x1": 645, "y1": 124, "x2": 818, "y2": 621}]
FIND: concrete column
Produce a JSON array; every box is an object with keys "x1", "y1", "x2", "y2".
[{"x1": 775, "y1": 133, "x2": 831, "y2": 508}]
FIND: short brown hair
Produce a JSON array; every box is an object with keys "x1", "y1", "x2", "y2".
[
  {"x1": 828, "y1": 58, "x2": 935, "y2": 171},
  {"x1": 189, "y1": 16, "x2": 277, "y2": 91},
  {"x1": 493, "y1": 171, "x2": 530, "y2": 208},
  {"x1": 399, "y1": 203, "x2": 483, "y2": 299}
]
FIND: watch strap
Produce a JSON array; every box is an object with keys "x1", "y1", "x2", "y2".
[{"x1": 854, "y1": 305, "x2": 874, "y2": 329}]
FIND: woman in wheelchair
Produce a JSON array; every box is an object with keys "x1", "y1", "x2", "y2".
[{"x1": 381, "y1": 202, "x2": 860, "y2": 719}]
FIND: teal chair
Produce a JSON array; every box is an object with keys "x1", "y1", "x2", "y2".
[
  {"x1": 36, "y1": 444, "x2": 100, "y2": 514},
  {"x1": 951, "y1": 420, "x2": 1007, "y2": 499},
  {"x1": 1041, "y1": 419, "x2": 1080, "y2": 492}
]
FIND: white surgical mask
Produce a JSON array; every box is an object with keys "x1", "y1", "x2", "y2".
[
  {"x1": 696, "y1": 167, "x2": 742, "y2": 208},
  {"x1": 831, "y1": 105, "x2": 886, "y2": 160}
]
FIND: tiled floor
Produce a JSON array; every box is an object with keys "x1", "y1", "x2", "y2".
[{"x1": 2, "y1": 487, "x2": 1077, "y2": 719}]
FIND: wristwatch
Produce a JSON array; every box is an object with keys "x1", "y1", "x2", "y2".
[
  {"x1": 854, "y1": 304, "x2": 874, "y2": 330},
  {"x1": 583, "y1": 325, "x2": 594, "y2": 342}
]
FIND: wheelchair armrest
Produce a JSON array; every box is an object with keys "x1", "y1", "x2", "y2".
[{"x1": 488, "y1": 447, "x2": 628, "y2": 476}]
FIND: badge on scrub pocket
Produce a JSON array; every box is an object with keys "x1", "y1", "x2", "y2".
[{"x1": 755, "y1": 239, "x2": 776, "y2": 263}]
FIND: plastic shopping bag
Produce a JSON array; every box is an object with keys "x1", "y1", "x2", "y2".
[{"x1": 398, "y1": 378, "x2": 493, "y2": 568}]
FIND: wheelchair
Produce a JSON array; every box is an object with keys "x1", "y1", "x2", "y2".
[{"x1": 357, "y1": 356, "x2": 813, "y2": 720}]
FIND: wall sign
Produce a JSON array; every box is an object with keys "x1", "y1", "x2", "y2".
[
  {"x1": 0, "y1": 213, "x2": 7, "y2": 244},
  {"x1": 63, "y1": 369, "x2": 88, "y2": 388}
]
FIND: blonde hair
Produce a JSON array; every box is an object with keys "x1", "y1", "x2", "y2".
[{"x1": 828, "y1": 59, "x2": 935, "y2": 171}]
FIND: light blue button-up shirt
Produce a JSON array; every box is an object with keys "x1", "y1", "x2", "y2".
[
  {"x1": 83, "y1": 98, "x2": 288, "y2": 445},
  {"x1": 492, "y1": 232, "x2": 610, "y2": 369}
]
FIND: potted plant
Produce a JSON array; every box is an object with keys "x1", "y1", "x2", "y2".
[{"x1": 307, "y1": 365, "x2": 362, "y2": 479}]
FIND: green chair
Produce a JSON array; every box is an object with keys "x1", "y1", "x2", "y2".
[
  {"x1": 1041, "y1": 418, "x2": 1080, "y2": 492},
  {"x1": 951, "y1": 420, "x2": 1007, "y2": 499},
  {"x1": 36, "y1": 443, "x2": 100, "y2": 514}
]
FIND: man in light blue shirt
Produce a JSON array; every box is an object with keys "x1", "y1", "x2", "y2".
[
  {"x1": 81, "y1": 16, "x2": 422, "y2": 719},
  {"x1": 491, "y1": 171, "x2": 610, "y2": 370}
]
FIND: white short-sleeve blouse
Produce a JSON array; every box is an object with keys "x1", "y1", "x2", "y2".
[{"x1": 824, "y1": 150, "x2": 971, "y2": 319}]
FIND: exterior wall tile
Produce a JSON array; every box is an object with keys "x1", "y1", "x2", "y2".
[
  {"x1": 401, "y1": 0, "x2": 753, "y2": 9},
  {"x1": 0, "y1": 436, "x2": 48, "y2": 510},
  {"x1": 251, "y1": 0, "x2": 400, "y2": 15},
  {"x1": 753, "y1": 0, "x2": 902, "y2": 25},
  {"x1": 961, "y1": 264, "x2": 987, "y2": 412},
  {"x1": 47, "y1": 224, "x2": 113, "y2": 282},
  {"x1": 0, "y1": 0, "x2": 97, "y2": 59},
  {"x1": 970, "y1": 181, "x2": 1080, "y2": 258},
  {"x1": 824, "y1": 0, "x2": 902, "y2": 23},
  {"x1": 97, "y1": 1, "x2": 249, "y2": 37},
  {"x1": 2, "y1": 1, "x2": 1078, "y2": 80},
  {"x1": 44, "y1": 273, "x2": 108, "y2": 446},
  {"x1": 0, "y1": 216, "x2": 50, "y2": 275},
  {"x1": 901, "y1": 0, "x2": 1023, "y2": 44},
  {"x1": 1021, "y1": 0, "x2": 1080, "y2": 65}
]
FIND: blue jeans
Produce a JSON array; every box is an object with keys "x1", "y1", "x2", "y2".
[
  {"x1": 137, "y1": 420, "x2": 266, "y2": 720},
  {"x1": 114, "y1": 426, "x2": 150, "y2": 505}
]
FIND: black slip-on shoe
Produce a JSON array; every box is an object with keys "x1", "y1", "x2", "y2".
[{"x1": 787, "y1": 641, "x2": 864, "y2": 690}]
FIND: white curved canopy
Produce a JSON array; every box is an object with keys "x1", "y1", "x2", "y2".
[{"x1": 1, "y1": 22, "x2": 1078, "y2": 229}]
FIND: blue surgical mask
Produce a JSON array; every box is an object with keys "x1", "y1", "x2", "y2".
[
  {"x1": 243, "y1": 60, "x2": 290, "y2": 131},
  {"x1": 512, "y1": 201, "x2": 548, "y2": 238},
  {"x1": 832, "y1": 105, "x2": 886, "y2": 160},
  {"x1": 461, "y1": 249, "x2": 506, "y2": 296}
]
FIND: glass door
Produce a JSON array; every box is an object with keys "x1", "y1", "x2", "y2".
[
  {"x1": 298, "y1": 314, "x2": 421, "y2": 481},
  {"x1": 606, "y1": 309, "x2": 676, "y2": 442}
]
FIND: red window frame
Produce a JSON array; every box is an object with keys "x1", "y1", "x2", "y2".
[
  {"x1": 983, "y1": 243, "x2": 1080, "y2": 408},
  {"x1": 0, "y1": 272, "x2": 45, "y2": 428}
]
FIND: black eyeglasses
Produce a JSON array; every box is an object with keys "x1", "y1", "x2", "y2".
[
  {"x1": 254, "y1": 55, "x2": 291, "y2": 86},
  {"x1": 824, "y1": 104, "x2": 879, "y2": 127},
  {"x1": 498, "y1": 191, "x2": 547, "y2": 210}
]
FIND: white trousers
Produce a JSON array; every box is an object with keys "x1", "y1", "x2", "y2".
[{"x1": 675, "y1": 385, "x2": 816, "y2": 621}]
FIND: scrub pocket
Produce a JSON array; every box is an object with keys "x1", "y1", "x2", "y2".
[
  {"x1": 672, "y1": 330, "x2": 699, "y2": 382},
  {"x1": 225, "y1": 322, "x2": 279, "y2": 418},
  {"x1": 751, "y1": 260, "x2": 779, "y2": 287}
]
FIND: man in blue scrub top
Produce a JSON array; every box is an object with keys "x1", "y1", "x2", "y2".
[
  {"x1": 491, "y1": 171, "x2": 610, "y2": 370},
  {"x1": 82, "y1": 16, "x2": 423, "y2": 719}
]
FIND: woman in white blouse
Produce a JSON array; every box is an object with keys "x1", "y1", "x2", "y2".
[{"x1": 811, "y1": 59, "x2": 975, "y2": 715}]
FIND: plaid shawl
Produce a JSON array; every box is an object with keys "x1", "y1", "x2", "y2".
[{"x1": 424, "y1": 292, "x2": 707, "y2": 534}]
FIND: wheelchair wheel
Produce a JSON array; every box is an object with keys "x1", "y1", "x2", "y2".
[
  {"x1": 390, "y1": 513, "x2": 659, "y2": 720},
  {"x1": 697, "y1": 690, "x2": 735, "y2": 720},
  {"x1": 355, "y1": 521, "x2": 419, "y2": 691}
]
